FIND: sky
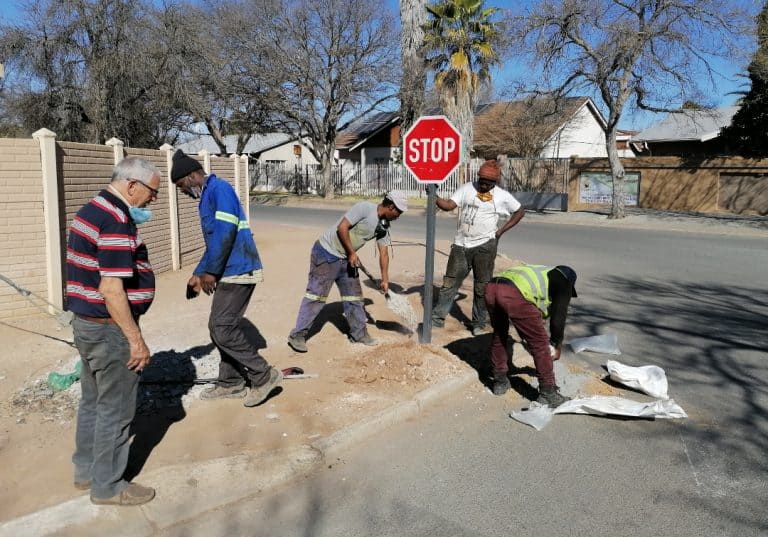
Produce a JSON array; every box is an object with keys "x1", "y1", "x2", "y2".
[{"x1": 1, "y1": 0, "x2": 761, "y2": 132}]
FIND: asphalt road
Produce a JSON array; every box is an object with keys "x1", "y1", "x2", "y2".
[{"x1": 165, "y1": 205, "x2": 767, "y2": 536}]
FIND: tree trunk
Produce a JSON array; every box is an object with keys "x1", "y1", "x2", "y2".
[
  {"x1": 399, "y1": 0, "x2": 427, "y2": 134},
  {"x1": 605, "y1": 126, "x2": 626, "y2": 219},
  {"x1": 320, "y1": 151, "x2": 335, "y2": 199}
]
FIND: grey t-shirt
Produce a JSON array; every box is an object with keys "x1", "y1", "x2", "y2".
[{"x1": 318, "y1": 202, "x2": 390, "y2": 258}]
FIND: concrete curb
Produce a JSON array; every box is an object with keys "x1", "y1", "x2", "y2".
[{"x1": 0, "y1": 370, "x2": 479, "y2": 536}]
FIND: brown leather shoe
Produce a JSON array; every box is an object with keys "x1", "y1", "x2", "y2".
[{"x1": 91, "y1": 482, "x2": 155, "y2": 506}]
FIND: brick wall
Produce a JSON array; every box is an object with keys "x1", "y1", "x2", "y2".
[
  {"x1": 0, "y1": 138, "x2": 47, "y2": 318},
  {"x1": 0, "y1": 138, "x2": 251, "y2": 320},
  {"x1": 569, "y1": 157, "x2": 768, "y2": 214}
]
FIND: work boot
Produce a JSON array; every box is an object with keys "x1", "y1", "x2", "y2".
[
  {"x1": 536, "y1": 385, "x2": 570, "y2": 408},
  {"x1": 350, "y1": 332, "x2": 378, "y2": 346},
  {"x1": 287, "y1": 332, "x2": 308, "y2": 353},
  {"x1": 200, "y1": 382, "x2": 247, "y2": 400},
  {"x1": 91, "y1": 483, "x2": 155, "y2": 506},
  {"x1": 491, "y1": 371, "x2": 511, "y2": 396},
  {"x1": 244, "y1": 367, "x2": 283, "y2": 407}
]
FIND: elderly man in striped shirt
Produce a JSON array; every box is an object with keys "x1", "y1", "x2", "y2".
[{"x1": 66, "y1": 156, "x2": 161, "y2": 506}]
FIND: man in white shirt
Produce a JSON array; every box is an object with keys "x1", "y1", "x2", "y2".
[{"x1": 432, "y1": 160, "x2": 525, "y2": 335}]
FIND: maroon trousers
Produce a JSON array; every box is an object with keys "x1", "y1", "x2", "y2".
[{"x1": 485, "y1": 282, "x2": 556, "y2": 387}]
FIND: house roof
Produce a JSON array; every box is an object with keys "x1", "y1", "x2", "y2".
[
  {"x1": 176, "y1": 133, "x2": 295, "y2": 155},
  {"x1": 335, "y1": 112, "x2": 400, "y2": 150},
  {"x1": 474, "y1": 96, "x2": 606, "y2": 142},
  {"x1": 632, "y1": 106, "x2": 739, "y2": 143}
]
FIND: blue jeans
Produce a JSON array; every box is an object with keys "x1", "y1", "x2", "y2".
[
  {"x1": 72, "y1": 317, "x2": 139, "y2": 499},
  {"x1": 432, "y1": 239, "x2": 498, "y2": 328}
]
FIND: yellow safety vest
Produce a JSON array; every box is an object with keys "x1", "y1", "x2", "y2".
[{"x1": 496, "y1": 265, "x2": 553, "y2": 316}]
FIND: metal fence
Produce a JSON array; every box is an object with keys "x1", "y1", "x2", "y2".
[{"x1": 250, "y1": 158, "x2": 569, "y2": 198}]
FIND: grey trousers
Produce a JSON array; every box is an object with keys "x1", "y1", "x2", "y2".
[
  {"x1": 72, "y1": 317, "x2": 139, "y2": 499},
  {"x1": 432, "y1": 239, "x2": 498, "y2": 328},
  {"x1": 209, "y1": 282, "x2": 270, "y2": 388}
]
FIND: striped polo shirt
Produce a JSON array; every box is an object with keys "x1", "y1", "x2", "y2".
[{"x1": 66, "y1": 188, "x2": 155, "y2": 318}]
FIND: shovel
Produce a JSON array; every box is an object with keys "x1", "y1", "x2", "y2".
[{"x1": 357, "y1": 263, "x2": 419, "y2": 333}]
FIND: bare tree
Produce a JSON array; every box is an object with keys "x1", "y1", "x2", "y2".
[
  {"x1": 0, "y1": 0, "x2": 191, "y2": 146},
  {"x1": 400, "y1": 0, "x2": 428, "y2": 134},
  {"x1": 473, "y1": 95, "x2": 571, "y2": 158},
  {"x1": 234, "y1": 0, "x2": 399, "y2": 198},
  {"x1": 511, "y1": 0, "x2": 750, "y2": 218},
  {"x1": 159, "y1": 0, "x2": 280, "y2": 154}
]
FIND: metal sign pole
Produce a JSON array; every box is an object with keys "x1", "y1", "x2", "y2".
[{"x1": 421, "y1": 184, "x2": 437, "y2": 343}]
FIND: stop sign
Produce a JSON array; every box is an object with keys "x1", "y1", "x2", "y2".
[{"x1": 402, "y1": 115, "x2": 462, "y2": 184}]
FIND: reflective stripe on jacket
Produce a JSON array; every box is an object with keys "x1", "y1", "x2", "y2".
[
  {"x1": 496, "y1": 265, "x2": 553, "y2": 316},
  {"x1": 195, "y1": 174, "x2": 262, "y2": 277}
]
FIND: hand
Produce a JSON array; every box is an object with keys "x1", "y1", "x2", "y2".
[
  {"x1": 380, "y1": 279, "x2": 389, "y2": 294},
  {"x1": 551, "y1": 344, "x2": 562, "y2": 361},
  {"x1": 126, "y1": 338, "x2": 151, "y2": 372},
  {"x1": 200, "y1": 273, "x2": 218, "y2": 295},
  {"x1": 186, "y1": 282, "x2": 199, "y2": 299},
  {"x1": 348, "y1": 252, "x2": 361, "y2": 268}
]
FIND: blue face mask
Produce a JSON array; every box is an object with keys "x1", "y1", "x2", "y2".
[{"x1": 129, "y1": 206, "x2": 152, "y2": 224}]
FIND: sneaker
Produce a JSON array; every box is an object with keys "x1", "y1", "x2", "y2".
[
  {"x1": 471, "y1": 325, "x2": 487, "y2": 336},
  {"x1": 287, "y1": 333, "x2": 308, "y2": 353},
  {"x1": 91, "y1": 482, "x2": 155, "y2": 506},
  {"x1": 244, "y1": 367, "x2": 283, "y2": 407},
  {"x1": 74, "y1": 480, "x2": 91, "y2": 490},
  {"x1": 535, "y1": 385, "x2": 570, "y2": 408},
  {"x1": 491, "y1": 373, "x2": 511, "y2": 396},
  {"x1": 350, "y1": 332, "x2": 378, "y2": 346},
  {"x1": 200, "y1": 383, "x2": 247, "y2": 400},
  {"x1": 431, "y1": 318, "x2": 445, "y2": 328}
]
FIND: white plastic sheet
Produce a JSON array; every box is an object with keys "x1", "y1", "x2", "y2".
[
  {"x1": 569, "y1": 334, "x2": 621, "y2": 354},
  {"x1": 606, "y1": 360, "x2": 669, "y2": 399},
  {"x1": 553, "y1": 396, "x2": 687, "y2": 419},
  {"x1": 508, "y1": 361, "x2": 686, "y2": 430},
  {"x1": 509, "y1": 404, "x2": 555, "y2": 430}
]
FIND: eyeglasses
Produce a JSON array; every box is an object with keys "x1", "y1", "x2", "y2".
[{"x1": 130, "y1": 179, "x2": 159, "y2": 197}]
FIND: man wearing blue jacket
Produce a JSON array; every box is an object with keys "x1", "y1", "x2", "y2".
[{"x1": 171, "y1": 150, "x2": 282, "y2": 407}]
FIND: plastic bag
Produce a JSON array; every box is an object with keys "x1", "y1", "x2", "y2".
[
  {"x1": 569, "y1": 334, "x2": 621, "y2": 354},
  {"x1": 47, "y1": 360, "x2": 82, "y2": 392},
  {"x1": 509, "y1": 403, "x2": 555, "y2": 430},
  {"x1": 554, "y1": 396, "x2": 687, "y2": 419},
  {"x1": 606, "y1": 360, "x2": 669, "y2": 399}
]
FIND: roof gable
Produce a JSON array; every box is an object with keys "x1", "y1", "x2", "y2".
[{"x1": 335, "y1": 111, "x2": 400, "y2": 150}]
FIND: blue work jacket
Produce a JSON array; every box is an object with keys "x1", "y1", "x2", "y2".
[{"x1": 194, "y1": 174, "x2": 262, "y2": 277}]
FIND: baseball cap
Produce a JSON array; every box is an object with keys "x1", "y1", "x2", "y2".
[{"x1": 386, "y1": 190, "x2": 408, "y2": 212}]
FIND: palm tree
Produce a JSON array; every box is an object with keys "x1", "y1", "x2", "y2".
[{"x1": 423, "y1": 0, "x2": 501, "y2": 161}]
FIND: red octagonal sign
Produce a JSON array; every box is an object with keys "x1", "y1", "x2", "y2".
[{"x1": 403, "y1": 115, "x2": 462, "y2": 184}]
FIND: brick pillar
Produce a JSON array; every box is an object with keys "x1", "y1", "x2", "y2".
[
  {"x1": 241, "y1": 155, "x2": 250, "y2": 223},
  {"x1": 160, "y1": 143, "x2": 181, "y2": 271},
  {"x1": 32, "y1": 128, "x2": 63, "y2": 313},
  {"x1": 105, "y1": 137, "x2": 125, "y2": 165},
  {"x1": 198, "y1": 150, "x2": 211, "y2": 174}
]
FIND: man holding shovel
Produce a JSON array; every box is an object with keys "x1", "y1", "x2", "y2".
[{"x1": 287, "y1": 191, "x2": 407, "y2": 352}]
